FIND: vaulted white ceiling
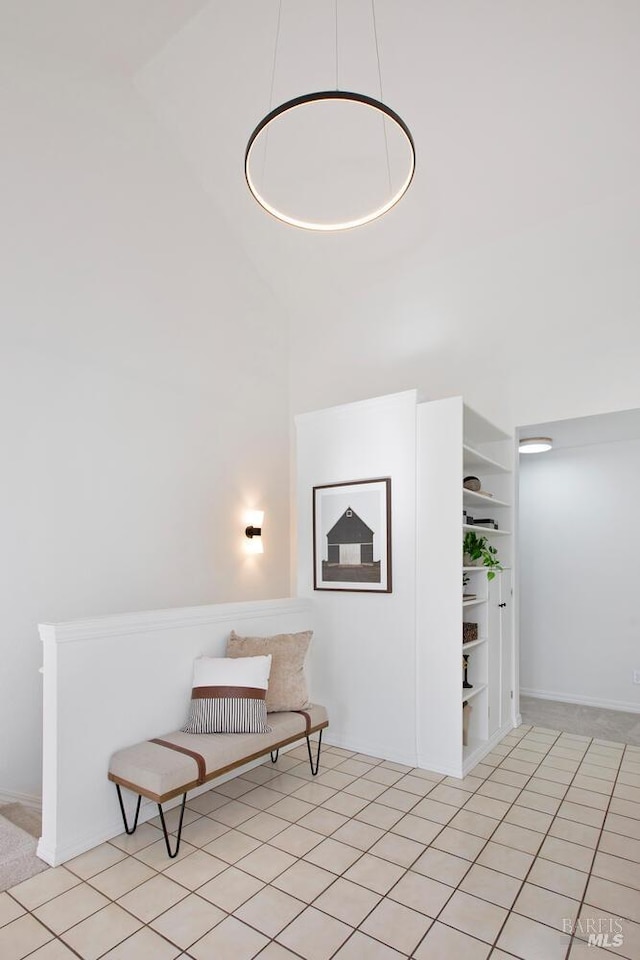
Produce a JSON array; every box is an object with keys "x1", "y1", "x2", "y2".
[
  {"x1": 130, "y1": 1, "x2": 640, "y2": 424},
  {"x1": 9, "y1": 0, "x2": 640, "y2": 424},
  {"x1": 133, "y1": 0, "x2": 640, "y2": 293},
  {"x1": 1, "y1": 0, "x2": 208, "y2": 76}
]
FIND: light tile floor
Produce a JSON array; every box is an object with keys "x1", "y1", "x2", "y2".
[{"x1": 2, "y1": 725, "x2": 640, "y2": 959}]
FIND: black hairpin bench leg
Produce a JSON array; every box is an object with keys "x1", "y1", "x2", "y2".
[
  {"x1": 115, "y1": 784, "x2": 186, "y2": 859},
  {"x1": 270, "y1": 749, "x2": 279, "y2": 763},
  {"x1": 116, "y1": 784, "x2": 141, "y2": 835},
  {"x1": 156, "y1": 793, "x2": 187, "y2": 859},
  {"x1": 306, "y1": 729, "x2": 323, "y2": 776}
]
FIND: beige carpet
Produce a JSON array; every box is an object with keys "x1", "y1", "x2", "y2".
[
  {"x1": 0, "y1": 803, "x2": 48, "y2": 893},
  {"x1": 520, "y1": 694, "x2": 640, "y2": 745}
]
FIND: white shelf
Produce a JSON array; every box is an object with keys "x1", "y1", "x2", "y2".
[
  {"x1": 463, "y1": 445, "x2": 510, "y2": 475},
  {"x1": 462, "y1": 682, "x2": 487, "y2": 703},
  {"x1": 464, "y1": 406, "x2": 510, "y2": 445},
  {"x1": 463, "y1": 489, "x2": 510, "y2": 509},
  {"x1": 462, "y1": 638, "x2": 487, "y2": 651},
  {"x1": 463, "y1": 524, "x2": 511, "y2": 536},
  {"x1": 462, "y1": 598, "x2": 486, "y2": 607}
]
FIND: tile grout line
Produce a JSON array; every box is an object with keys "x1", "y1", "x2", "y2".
[
  {"x1": 305, "y1": 725, "x2": 546, "y2": 959},
  {"x1": 4, "y1": 748, "x2": 339, "y2": 959},
  {"x1": 5, "y1": 734, "x2": 636, "y2": 960},
  {"x1": 484, "y1": 729, "x2": 600, "y2": 960},
  {"x1": 0, "y1": 734, "x2": 592, "y2": 959},
  {"x1": 33, "y1": 744, "x2": 384, "y2": 960},
  {"x1": 413, "y1": 725, "x2": 572, "y2": 959},
  {"x1": 176, "y1": 743, "x2": 423, "y2": 960},
  {"x1": 243, "y1": 755, "x2": 454, "y2": 959},
  {"x1": 67, "y1": 739, "x2": 640, "y2": 960},
  {"x1": 488, "y1": 735, "x2": 627, "y2": 960},
  {"x1": 1, "y1": 734, "x2": 527, "y2": 960},
  {"x1": 175, "y1": 736, "x2": 533, "y2": 960},
  {"x1": 566, "y1": 740, "x2": 630, "y2": 959}
]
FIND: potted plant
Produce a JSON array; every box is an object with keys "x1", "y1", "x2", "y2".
[{"x1": 463, "y1": 531, "x2": 503, "y2": 581}]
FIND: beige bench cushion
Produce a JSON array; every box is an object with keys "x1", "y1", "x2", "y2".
[{"x1": 109, "y1": 704, "x2": 328, "y2": 802}]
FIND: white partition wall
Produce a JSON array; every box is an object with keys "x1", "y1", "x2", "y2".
[
  {"x1": 416, "y1": 398, "x2": 465, "y2": 774},
  {"x1": 295, "y1": 391, "x2": 419, "y2": 765},
  {"x1": 38, "y1": 598, "x2": 312, "y2": 866},
  {"x1": 296, "y1": 391, "x2": 516, "y2": 779}
]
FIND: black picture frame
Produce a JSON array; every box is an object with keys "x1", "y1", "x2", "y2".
[{"x1": 312, "y1": 478, "x2": 392, "y2": 592}]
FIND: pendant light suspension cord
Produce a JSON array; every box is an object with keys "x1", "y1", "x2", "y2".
[
  {"x1": 371, "y1": 0, "x2": 392, "y2": 195},
  {"x1": 335, "y1": 0, "x2": 339, "y2": 89},
  {"x1": 268, "y1": 0, "x2": 283, "y2": 112},
  {"x1": 262, "y1": 0, "x2": 283, "y2": 188}
]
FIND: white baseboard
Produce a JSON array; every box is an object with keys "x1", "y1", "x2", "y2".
[
  {"x1": 462, "y1": 719, "x2": 514, "y2": 777},
  {"x1": 38, "y1": 745, "x2": 302, "y2": 866},
  {"x1": 521, "y1": 688, "x2": 640, "y2": 715},
  {"x1": 419, "y1": 760, "x2": 467, "y2": 778},
  {"x1": 415, "y1": 718, "x2": 515, "y2": 780},
  {"x1": 323, "y1": 734, "x2": 417, "y2": 769},
  {"x1": 37, "y1": 819, "x2": 128, "y2": 867},
  {"x1": 0, "y1": 788, "x2": 42, "y2": 811}
]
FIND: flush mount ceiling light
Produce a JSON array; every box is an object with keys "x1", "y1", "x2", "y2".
[
  {"x1": 245, "y1": 1, "x2": 415, "y2": 232},
  {"x1": 519, "y1": 437, "x2": 553, "y2": 454}
]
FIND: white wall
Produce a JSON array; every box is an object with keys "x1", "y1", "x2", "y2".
[
  {"x1": 416, "y1": 398, "x2": 465, "y2": 774},
  {"x1": 287, "y1": 190, "x2": 640, "y2": 435},
  {"x1": 295, "y1": 391, "x2": 418, "y2": 764},
  {"x1": 132, "y1": 0, "x2": 640, "y2": 442},
  {"x1": 0, "y1": 45, "x2": 290, "y2": 802},
  {"x1": 38, "y1": 598, "x2": 312, "y2": 866},
  {"x1": 519, "y1": 439, "x2": 640, "y2": 712}
]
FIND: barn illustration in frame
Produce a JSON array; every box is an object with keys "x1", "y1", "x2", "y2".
[
  {"x1": 327, "y1": 507, "x2": 374, "y2": 566},
  {"x1": 313, "y1": 478, "x2": 392, "y2": 592}
]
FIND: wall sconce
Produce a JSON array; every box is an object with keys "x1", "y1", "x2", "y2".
[{"x1": 245, "y1": 510, "x2": 264, "y2": 554}]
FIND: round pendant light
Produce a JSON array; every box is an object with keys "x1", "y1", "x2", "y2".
[
  {"x1": 245, "y1": 90, "x2": 415, "y2": 232},
  {"x1": 245, "y1": 1, "x2": 415, "y2": 232}
]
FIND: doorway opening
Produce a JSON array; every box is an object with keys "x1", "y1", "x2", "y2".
[{"x1": 516, "y1": 408, "x2": 640, "y2": 744}]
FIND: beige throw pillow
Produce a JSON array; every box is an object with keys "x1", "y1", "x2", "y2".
[{"x1": 227, "y1": 630, "x2": 312, "y2": 713}]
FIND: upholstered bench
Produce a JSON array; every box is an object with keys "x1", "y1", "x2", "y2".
[{"x1": 108, "y1": 704, "x2": 328, "y2": 858}]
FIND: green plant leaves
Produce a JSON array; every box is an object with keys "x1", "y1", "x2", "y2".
[{"x1": 463, "y1": 531, "x2": 503, "y2": 579}]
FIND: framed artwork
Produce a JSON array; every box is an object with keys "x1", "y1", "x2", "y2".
[{"x1": 312, "y1": 478, "x2": 392, "y2": 592}]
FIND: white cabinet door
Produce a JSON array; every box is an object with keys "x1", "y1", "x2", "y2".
[
  {"x1": 487, "y1": 575, "x2": 501, "y2": 738},
  {"x1": 500, "y1": 568, "x2": 513, "y2": 728},
  {"x1": 487, "y1": 569, "x2": 513, "y2": 736}
]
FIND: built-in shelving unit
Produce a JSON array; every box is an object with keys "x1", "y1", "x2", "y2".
[{"x1": 417, "y1": 397, "x2": 515, "y2": 778}]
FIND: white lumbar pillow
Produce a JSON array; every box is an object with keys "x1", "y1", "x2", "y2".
[{"x1": 182, "y1": 655, "x2": 272, "y2": 734}]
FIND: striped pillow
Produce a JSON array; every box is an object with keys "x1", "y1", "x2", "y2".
[{"x1": 182, "y1": 655, "x2": 272, "y2": 734}]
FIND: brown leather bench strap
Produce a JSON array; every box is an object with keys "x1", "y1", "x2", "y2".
[
  {"x1": 295, "y1": 710, "x2": 312, "y2": 734},
  {"x1": 150, "y1": 738, "x2": 207, "y2": 785},
  {"x1": 192, "y1": 686, "x2": 265, "y2": 700}
]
